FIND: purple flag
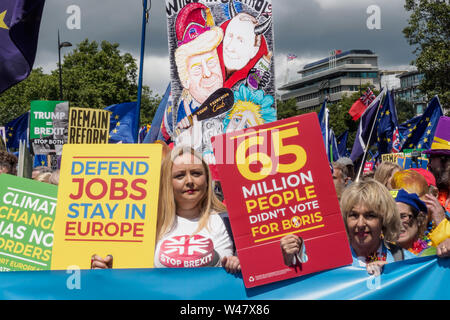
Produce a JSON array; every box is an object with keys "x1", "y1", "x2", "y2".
[
  {"x1": 0, "y1": 0, "x2": 45, "y2": 93},
  {"x1": 350, "y1": 88, "x2": 386, "y2": 162}
]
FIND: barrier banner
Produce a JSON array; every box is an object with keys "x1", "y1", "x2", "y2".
[
  {"x1": 29, "y1": 101, "x2": 69, "y2": 155},
  {"x1": 212, "y1": 113, "x2": 352, "y2": 288},
  {"x1": 68, "y1": 107, "x2": 111, "y2": 144},
  {"x1": 0, "y1": 174, "x2": 57, "y2": 271},
  {"x1": 0, "y1": 255, "x2": 447, "y2": 300},
  {"x1": 165, "y1": 0, "x2": 276, "y2": 164},
  {"x1": 50, "y1": 144, "x2": 163, "y2": 270}
]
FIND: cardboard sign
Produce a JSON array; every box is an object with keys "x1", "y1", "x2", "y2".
[
  {"x1": 68, "y1": 107, "x2": 111, "y2": 144},
  {"x1": 51, "y1": 144, "x2": 162, "y2": 270},
  {"x1": 381, "y1": 153, "x2": 403, "y2": 163},
  {"x1": 363, "y1": 162, "x2": 374, "y2": 174},
  {"x1": 382, "y1": 152, "x2": 428, "y2": 169},
  {"x1": 29, "y1": 101, "x2": 69, "y2": 155},
  {"x1": 0, "y1": 174, "x2": 57, "y2": 271},
  {"x1": 397, "y1": 154, "x2": 428, "y2": 170},
  {"x1": 165, "y1": 0, "x2": 276, "y2": 163},
  {"x1": 212, "y1": 113, "x2": 352, "y2": 288}
]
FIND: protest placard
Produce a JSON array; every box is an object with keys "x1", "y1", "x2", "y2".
[
  {"x1": 212, "y1": 113, "x2": 352, "y2": 288},
  {"x1": 0, "y1": 174, "x2": 57, "y2": 271},
  {"x1": 68, "y1": 107, "x2": 111, "y2": 144},
  {"x1": 51, "y1": 144, "x2": 162, "y2": 270},
  {"x1": 29, "y1": 101, "x2": 69, "y2": 155},
  {"x1": 381, "y1": 153, "x2": 404, "y2": 163},
  {"x1": 165, "y1": 0, "x2": 276, "y2": 164}
]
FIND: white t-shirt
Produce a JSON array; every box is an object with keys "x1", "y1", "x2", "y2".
[{"x1": 154, "y1": 214, "x2": 234, "y2": 268}]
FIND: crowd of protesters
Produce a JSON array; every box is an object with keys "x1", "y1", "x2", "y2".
[{"x1": 0, "y1": 116, "x2": 449, "y2": 278}]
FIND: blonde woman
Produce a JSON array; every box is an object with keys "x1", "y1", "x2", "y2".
[
  {"x1": 92, "y1": 146, "x2": 240, "y2": 273},
  {"x1": 374, "y1": 161, "x2": 402, "y2": 189},
  {"x1": 340, "y1": 179, "x2": 416, "y2": 275}
]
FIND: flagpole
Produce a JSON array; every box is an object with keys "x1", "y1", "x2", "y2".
[
  {"x1": 355, "y1": 89, "x2": 386, "y2": 182},
  {"x1": 136, "y1": 0, "x2": 151, "y2": 141}
]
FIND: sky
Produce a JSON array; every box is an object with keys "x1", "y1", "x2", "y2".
[{"x1": 33, "y1": 0, "x2": 417, "y2": 97}]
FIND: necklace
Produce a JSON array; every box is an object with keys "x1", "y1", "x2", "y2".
[{"x1": 365, "y1": 245, "x2": 387, "y2": 263}]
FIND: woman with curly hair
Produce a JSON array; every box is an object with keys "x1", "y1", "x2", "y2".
[{"x1": 0, "y1": 151, "x2": 18, "y2": 175}]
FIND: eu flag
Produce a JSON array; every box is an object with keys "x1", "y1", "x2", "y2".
[
  {"x1": 104, "y1": 102, "x2": 139, "y2": 144},
  {"x1": 318, "y1": 98, "x2": 329, "y2": 160},
  {"x1": 376, "y1": 90, "x2": 399, "y2": 154},
  {"x1": 5, "y1": 111, "x2": 29, "y2": 150},
  {"x1": 0, "y1": 0, "x2": 45, "y2": 93},
  {"x1": 399, "y1": 115, "x2": 421, "y2": 137},
  {"x1": 400, "y1": 96, "x2": 443, "y2": 151},
  {"x1": 143, "y1": 83, "x2": 171, "y2": 144},
  {"x1": 337, "y1": 130, "x2": 349, "y2": 158},
  {"x1": 33, "y1": 154, "x2": 47, "y2": 167}
]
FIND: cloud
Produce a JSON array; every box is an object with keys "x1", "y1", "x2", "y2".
[{"x1": 32, "y1": 0, "x2": 416, "y2": 97}]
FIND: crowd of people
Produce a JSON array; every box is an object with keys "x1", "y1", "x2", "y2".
[{"x1": 0, "y1": 116, "x2": 449, "y2": 279}]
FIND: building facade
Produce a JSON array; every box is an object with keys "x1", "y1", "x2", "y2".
[
  {"x1": 278, "y1": 50, "x2": 381, "y2": 111},
  {"x1": 393, "y1": 70, "x2": 427, "y2": 115}
]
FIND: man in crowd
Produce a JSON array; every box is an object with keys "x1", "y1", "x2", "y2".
[
  {"x1": 332, "y1": 161, "x2": 350, "y2": 201},
  {"x1": 423, "y1": 116, "x2": 450, "y2": 258}
]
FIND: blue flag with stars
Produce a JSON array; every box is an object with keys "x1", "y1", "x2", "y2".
[
  {"x1": 399, "y1": 115, "x2": 421, "y2": 138},
  {"x1": 5, "y1": 112, "x2": 29, "y2": 150},
  {"x1": 0, "y1": 0, "x2": 46, "y2": 93},
  {"x1": 33, "y1": 154, "x2": 47, "y2": 167},
  {"x1": 318, "y1": 98, "x2": 329, "y2": 161},
  {"x1": 400, "y1": 96, "x2": 443, "y2": 151},
  {"x1": 143, "y1": 83, "x2": 171, "y2": 144},
  {"x1": 376, "y1": 90, "x2": 400, "y2": 154},
  {"x1": 337, "y1": 130, "x2": 349, "y2": 158},
  {"x1": 104, "y1": 102, "x2": 139, "y2": 144}
]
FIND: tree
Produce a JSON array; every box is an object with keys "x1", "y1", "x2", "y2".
[
  {"x1": 403, "y1": 0, "x2": 450, "y2": 111},
  {"x1": 276, "y1": 98, "x2": 300, "y2": 120},
  {"x1": 0, "y1": 39, "x2": 161, "y2": 126},
  {"x1": 396, "y1": 98, "x2": 416, "y2": 123},
  {"x1": 0, "y1": 68, "x2": 56, "y2": 125}
]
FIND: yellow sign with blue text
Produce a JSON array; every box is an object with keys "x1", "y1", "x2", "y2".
[{"x1": 51, "y1": 144, "x2": 162, "y2": 270}]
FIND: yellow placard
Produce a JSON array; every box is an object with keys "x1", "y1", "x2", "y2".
[
  {"x1": 381, "y1": 153, "x2": 403, "y2": 163},
  {"x1": 51, "y1": 143, "x2": 162, "y2": 270},
  {"x1": 68, "y1": 107, "x2": 111, "y2": 144}
]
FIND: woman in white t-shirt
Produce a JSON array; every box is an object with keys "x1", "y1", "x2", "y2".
[{"x1": 91, "y1": 146, "x2": 240, "y2": 273}]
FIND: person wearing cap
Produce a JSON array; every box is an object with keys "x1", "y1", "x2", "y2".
[
  {"x1": 394, "y1": 189, "x2": 429, "y2": 255},
  {"x1": 421, "y1": 116, "x2": 450, "y2": 258},
  {"x1": 391, "y1": 168, "x2": 450, "y2": 257},
  {"x1": 340, "y1": 179, "x2": 416, "y2": 276},
  {"x1": 336, "y1": 157, "x2": 355, "y2": 182}
]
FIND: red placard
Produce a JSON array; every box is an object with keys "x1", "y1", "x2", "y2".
[{"x1": 212, "y1": 113, "x2": 352, "y2": 288}]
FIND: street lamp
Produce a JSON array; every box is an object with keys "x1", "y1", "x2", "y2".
[{"x1": 58, "y1": 30, "x2": 72, "y2": 101}]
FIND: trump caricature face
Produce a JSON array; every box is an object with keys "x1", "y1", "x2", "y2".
[{"x1": 186, "y1": 49, "x2": 223, "y2": 104}]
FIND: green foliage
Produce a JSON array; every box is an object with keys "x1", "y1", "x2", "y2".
[
  {"x1": 276, "y1": 98, "x2": 300, "y2": 120},
  {"x1": 396, "y1": 98, "x2": 416, "y2": 123},
  {"x1": 0, "y1": 39, "x2": 161, "y2": 127},
  {"x1": 403, "y1": 0, "x2": 450, "y2": 110}
]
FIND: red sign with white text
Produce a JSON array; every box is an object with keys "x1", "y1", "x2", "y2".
[{"x1": 212, "y1": 113, "x2": 352, "y2": 288}]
